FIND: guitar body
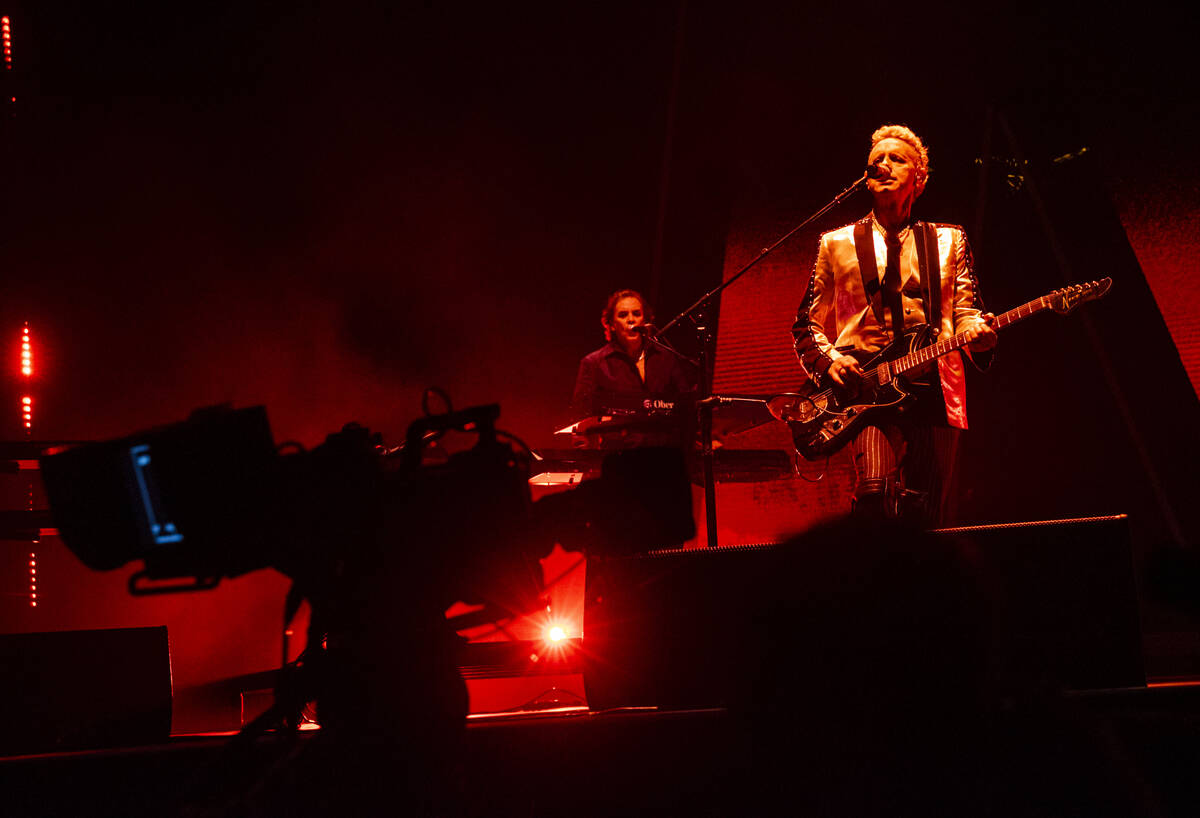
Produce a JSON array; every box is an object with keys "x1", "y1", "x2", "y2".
[
  {"x1": 769, "y1": 278, "x2": 1112, "y2": 462},
  {"x1": 777, "y1": 326, "x2": 937, "y2": 461}
]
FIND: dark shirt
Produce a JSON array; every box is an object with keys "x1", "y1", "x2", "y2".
[{"x1": 569, "y1": 339, "x2": 697, "y2": 421}]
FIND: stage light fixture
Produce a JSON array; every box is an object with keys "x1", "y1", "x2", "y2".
[{"x1": 541, "y1": 618, "x2": 578, "y2": 650}]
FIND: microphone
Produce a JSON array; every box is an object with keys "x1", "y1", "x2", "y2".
[
  {"x1": 865, "y1": 164, "x2": 888, "y2": 180},
  {"x1": 633, "y1": 324, "x2": 658, "y2": 337}
]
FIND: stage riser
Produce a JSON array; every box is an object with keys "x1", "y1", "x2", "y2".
[{"x1": 583, "y1": 516, "x2": 1143, "y2": 711}]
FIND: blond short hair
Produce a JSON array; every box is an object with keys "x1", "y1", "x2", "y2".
[{"x1": 870, "y1": 124, "x2": 930, "y2": 194}]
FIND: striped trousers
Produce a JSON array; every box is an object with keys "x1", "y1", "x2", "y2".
[{"x1": 849, "y1": 421, "x2": 961, "y2": 527}]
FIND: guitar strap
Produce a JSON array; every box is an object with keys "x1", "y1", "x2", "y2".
[{"x1": 916, "y1": 222, "x2": 942, "y2": 331}]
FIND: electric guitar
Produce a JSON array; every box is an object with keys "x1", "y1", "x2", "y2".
[{"x1": 769, "y1": 278, "x2": 1113, "y2": 461}]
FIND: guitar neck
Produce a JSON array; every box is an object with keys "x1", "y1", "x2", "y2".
[{"x1": 889, "y1": 296, "x2": 1050, "y2": 377}]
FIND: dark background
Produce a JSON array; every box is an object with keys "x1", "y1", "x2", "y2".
[
  {"x1": 2, "y1": 1, "x2": 1188, "y2": 445},
  {"x1": 1, "y1": 2, "x2": 1198, "y2": 707},
  {"x1": 2, "y1": 1, "x2": 1198, "y2": 538}
]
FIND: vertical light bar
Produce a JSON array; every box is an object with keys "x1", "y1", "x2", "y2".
[
  {"x1": 2, "y1": 16, "x2": 11, "y2": 71},
  {"x1": 20, "y1": 323, "x2": 32, "y2": 436},
  {"x1": 21, "y1": 322, "x2": 37, "y2": 608},
  {"x1": 21, "y1": 321, "x2": 32, "y2": 376},
  {"x1": 27, "y1": 463, "x2": 36, "y2": 609}
]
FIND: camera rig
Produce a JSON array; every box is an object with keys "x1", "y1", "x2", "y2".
[{"x1": 38, "y1": 402, "x2": 695, "y2": 739}]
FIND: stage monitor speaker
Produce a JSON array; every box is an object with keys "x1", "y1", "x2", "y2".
[
  {"x1": 582, "y1": 515, "x2": 1143, "y2": 711},
  {"x1": 942, "y1": 514, "x2": 1144, "y2": 691},
  {"x1": 0, "y1": 625, "x2": 172, "y2": 755},
  {"x1": 583, "y1": 544, "x2": 779, "y2": 712}
]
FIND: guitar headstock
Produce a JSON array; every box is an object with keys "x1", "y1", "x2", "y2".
[{"x1": 1047, "y1": 277, "x2": 1112, "y2": 314}]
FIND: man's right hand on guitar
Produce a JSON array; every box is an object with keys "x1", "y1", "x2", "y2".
[{"x1": 827, "y1": 356, "x2": 864, "y2": 387}]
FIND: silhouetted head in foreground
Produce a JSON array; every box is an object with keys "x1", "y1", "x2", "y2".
[
  {"x1": 730, "y1": 514, "x2": 1155, "y2": 817},
  {"x1": 734, "y1": 515, "x2": 993, "y2": 735}
]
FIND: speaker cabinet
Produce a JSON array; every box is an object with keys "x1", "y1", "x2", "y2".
[
  {"x1": 943, "y1": 515, "x2": 1144, "y2": 691},
  {"x1": 0, "y1": 626, "x2": 172, "y2": 754},
  {"x1": 583, "y1": 544, "x2": 778, "y2": 711},
  {"x1": 582, "y1": 516, "x2": 1143, "y2": 711}
]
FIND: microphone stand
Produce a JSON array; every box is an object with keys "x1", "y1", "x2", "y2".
[
  {"x1": 638, "y1": 328, "x2": 698, "y2": 367},
  {"x1": 658, "y1": 171, "x2": 870, "y2": 548}
]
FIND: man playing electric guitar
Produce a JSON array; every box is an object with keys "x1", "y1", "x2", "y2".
[{"x1": 793, "y1": 125, "x2": 997, "y2": 526}]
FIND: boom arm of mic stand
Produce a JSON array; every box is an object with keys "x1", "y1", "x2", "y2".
[
  {"x1": 658, "y1": 172, "x2": 869, "y2": 337},
  {"x1": 645, "y1": 334, "x2": 699, "y2": 368}
]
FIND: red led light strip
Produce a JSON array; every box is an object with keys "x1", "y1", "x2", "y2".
[
  {"x1": 20, "y1": 323, "x2": 32, "y2": 435},
  {"x1": 2, "y1": 16, "x2": 11, "y2": 71},
  {"x1": 21, "y1": 322, "x2": 32, "y2": 377},
  {"x1": 20, "y1": 322, "x2": 37, "y2": 607}
]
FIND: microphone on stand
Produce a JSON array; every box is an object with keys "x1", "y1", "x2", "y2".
[
  {"x1": 865, "y1": 164, "x2": 888, "y2": 180},
  {"x1": 633, "y1": 324, "x2": 658, "y2": 338}
]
